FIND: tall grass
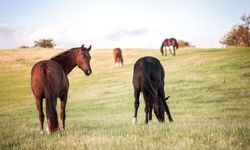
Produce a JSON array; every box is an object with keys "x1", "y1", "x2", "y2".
[{"x1": 0, "y1": 48, "x2": 249, "y2": 149}]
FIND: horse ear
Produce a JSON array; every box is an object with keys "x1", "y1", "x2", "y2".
[
  {"x1": 81, "y1": 44, "x2": 85, "y2": 50},
  {"x1": 165, "y1": 96, "x2": 170, "y2": 101},
  {"x1": 87, "y1": 45, "x2": 91, "y2": 51}
]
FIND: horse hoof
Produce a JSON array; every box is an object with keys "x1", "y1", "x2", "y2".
[
  {"x1": 46, "y1": 126, "x2": 52, "y2": 134},
  {"x1": 115, "y1": 62, "x2": 119, "y2": 68},
  {"x1": 40, "y1": 130, "x2": 44, "y2": 135},
  {"x1": 133, "y1": 117, "x2": 137, "y2": 125},
  {"x1": 119, "y1": 63, "x2": 123, "y2": 68},
  {"x1": 148, "y1": 120, "x2": 152, "y2": 125}
]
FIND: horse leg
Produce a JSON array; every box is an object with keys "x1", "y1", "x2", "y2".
[
  {"x1": 165, "y1": 47, "x2": 167, "y2": 56},
  {"x1": 120, "y1": 57, "x2": 124, "y2": 67},
  {"x1": 173, "y1": 47, "x2": 176, "y2": 56},
  {"x1": 158, "y1": 89, "x2": 166, "y2": 122},
  {"x1": 114, "y1": 55, "x2": 117, "y2": 67},
  {"x1": 160, "y1": 48, "x2": 164, "y2": 56},
  {"x1": 119, "y1": 59, "x2": 122, "y2": 67},
  {"x1": 169, "y1": 47, "x2": 172, "y2": 55},
  {"x1": 119, "y1": 56, "x2": 123, "y2": 67},
  {"x1": 165, "y1": 102, "x2": 173, "y2": 122},
  {"x1": 158, "y1": 88, "x2": 173, "y2": 122},
  {"x1": 60, "y1": 92, "x2": 68, "y2": 130},
  {"x1": 144, "y1": 104, "x2": 152, "y2": 124},
  {"x1": 114, "y1": 56, "x2": 118, "y2": 68},
  {"x1": 148, "y1": 105, "x2": 153, "y2": 125},
  {"x1": 35, "y1": 97, "x2": 44, "y2": 133},
  {"x1": 133, "y1": 88, "x2": 140, "y2": 125},
  {"x1": 144, "y1": 106, "x2": 148, "y2": 124},
  {"x1": 115, "y1": 59, "x2": 119, "y2": 68}
]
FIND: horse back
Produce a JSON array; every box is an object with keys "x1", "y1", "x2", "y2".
[
  {"x1": 31, "y1": 60, "x2": 68, "y2": 98},
  {"x1": 133, "y1": 57, "x2": 164, "y2": 92}
]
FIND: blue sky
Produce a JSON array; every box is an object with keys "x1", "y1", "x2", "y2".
[{"x1": 0, "y1": 0, "x2": 249, "y2": 49}]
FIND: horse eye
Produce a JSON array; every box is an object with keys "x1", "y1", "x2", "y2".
[{"x1": 82, "y1": 54, "x2": 86, "y2": 59}]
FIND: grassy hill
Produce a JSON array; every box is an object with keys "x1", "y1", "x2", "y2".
[{"x1": 0, "y1": 47, "x2": 249, "y2": 149}]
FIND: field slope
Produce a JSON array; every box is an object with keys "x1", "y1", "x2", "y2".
[{"x1": 0, "y1": 47, "x2": 249, "y2": 150}]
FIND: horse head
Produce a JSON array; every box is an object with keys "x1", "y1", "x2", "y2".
[
  {"x1": 76, "y1": 44, "x2": 92, "y2": 76},
  {"x1": 153, "y1": 102, "x2": 165, "y2": 122},
  {"x1": 153, "y1": 96, "x2": 171, "y2": 122}
]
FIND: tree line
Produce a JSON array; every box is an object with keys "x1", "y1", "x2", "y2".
[{"x1": 20, "y1": 38, "x2": 192, "y2": 49}]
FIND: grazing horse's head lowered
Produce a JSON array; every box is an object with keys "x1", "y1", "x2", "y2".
[
  {"x1": 132, "y1": 56, "x2": 173, "y2": 125},
  {"x1": 153, "y1": 96, "x2": 170, "y2": 122},
  {"x1": 160, "y1": 38, "x2": 178, "y2": 56},
  {"x1": 76, "y1": 45, "x2": 92, "y2": 76}
]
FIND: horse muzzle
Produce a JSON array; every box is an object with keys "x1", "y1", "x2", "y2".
[{"x1": 84, "y1": 69, "x2": 92, "y2": 76}]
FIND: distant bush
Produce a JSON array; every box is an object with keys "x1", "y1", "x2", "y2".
[
  {"x1": 34, "y1": 38, "x2": 56, "y2": 48},
  {"x1": 19, "y1": 45, "x2": 29, "y2": 49},
  {"x1": 178, "y1": 40, "x2": 193, "y2": 48}
]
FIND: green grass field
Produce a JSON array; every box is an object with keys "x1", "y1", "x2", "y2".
[{"x1": 0, "y1": 47, "x2": 249, "y2": 150}]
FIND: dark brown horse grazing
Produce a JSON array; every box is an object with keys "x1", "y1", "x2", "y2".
[
  {"x1": 113, "y1": 48, "x2": 123, "y2": 67},
  {"x1": 132, "y1": 56, "x2": 173, "y2": 125},
  {"x1": 160, "y1": 38, "x2": 178, "y2": 56},
  {"x1": 31, "y1": 44, "x2": 92, "y2": 134}
]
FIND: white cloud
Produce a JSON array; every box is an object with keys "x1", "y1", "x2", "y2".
[
  {"x1": 0, "y1": 23, "x2": 31, "y2": 48},
  {"x1": 1, "y1": 0, "x2": 246, "y2": 49},
  {"x1": 0, "y1": 22, "x2": 160, "y2": 49},
  {"x1": 0, "y1": 23, "x2": 92, "y2": 48},
  {"x1": 0, "y1": 21, "x2": 221, "y2": 49}
]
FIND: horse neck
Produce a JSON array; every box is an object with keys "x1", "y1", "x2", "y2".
[{"x1": 51, "y1": 49, "x2": 79, "y2": 75}]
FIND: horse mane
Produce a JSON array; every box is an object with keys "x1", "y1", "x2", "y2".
[
  {"x1": 50, "y1": 48, "x2": 78, "y2": 62},
  {"x1": 50, "y1": 47, "x2": 80, "y2": 74}
]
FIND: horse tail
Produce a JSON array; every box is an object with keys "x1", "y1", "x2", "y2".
[
  {"x1": 41, "y1": 65, "x2": 58, "y2": 133},
  {"x1": 160, "y1": 42, "x2": 164, "y2": 56},
  {"x1": 141, "y1": 62, "x2": 158, "y2": 101}
]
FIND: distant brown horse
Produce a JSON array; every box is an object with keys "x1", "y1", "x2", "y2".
[
  {"x1": 132, "y1": 56, "x2": 173, "y2": 125},
  {"x1": 160, "y1": 38, "x2": 178, "y2": 56},
  {"x1": 31, "y1": 44, "x2": 92, "y2": 134},
  {"x1": 113, "y1": 48, "x2": 123, "y2": 67}
]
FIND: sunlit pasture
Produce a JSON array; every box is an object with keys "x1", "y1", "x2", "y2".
[{"x1": 0, "y1": 47, "x2": 249, "y2": 149}]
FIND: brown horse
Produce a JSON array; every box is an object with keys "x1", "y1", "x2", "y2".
[
  {"x1": 113, "y1": 48, "x2": 123, "y2": 67},
  {"x1": 132, "y1": 56, "x2": 173, "y2": 125},
  {"x1": 31, "y1": 44, "x2": 92, "y2": 134},
  {"x1": 160, "y1": 38, "x2": 178, "y2": 56}
]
